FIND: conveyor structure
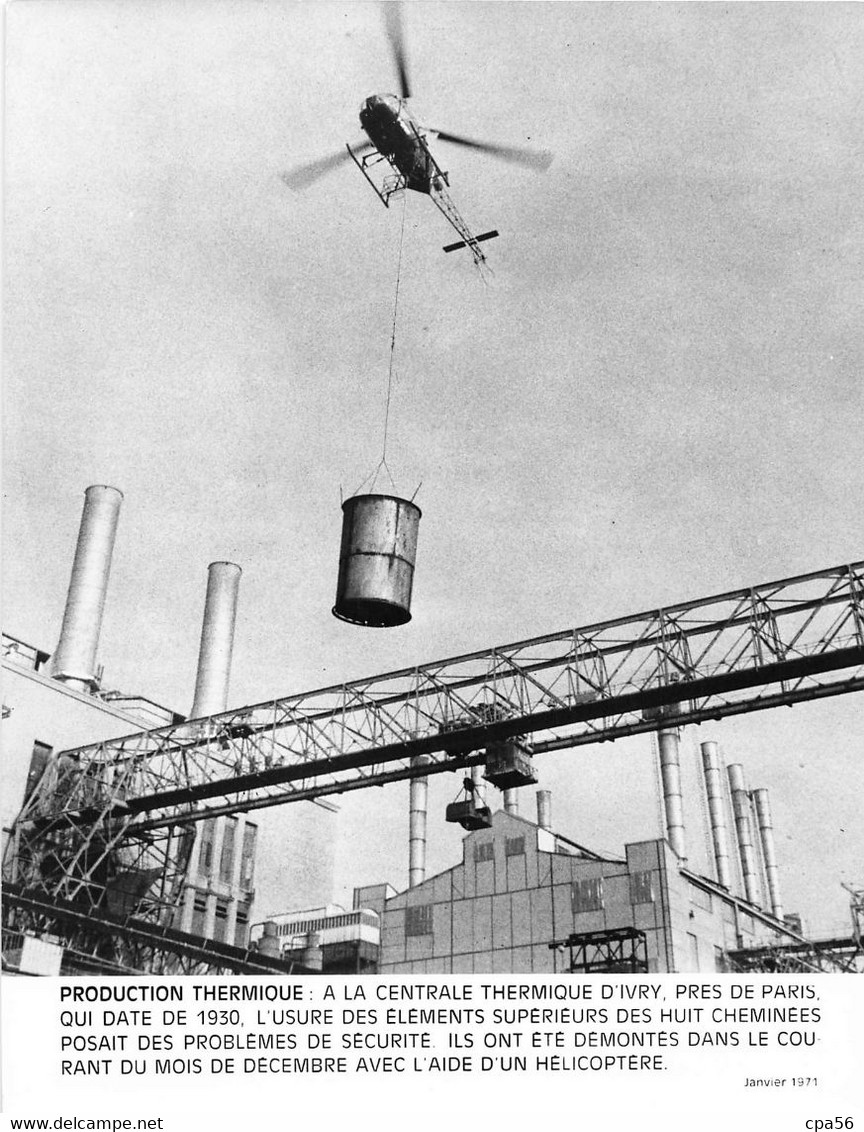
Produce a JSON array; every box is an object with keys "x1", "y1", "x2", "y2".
[{"x1": 4, "y1": 560, "x2": 863, "y2": 944}]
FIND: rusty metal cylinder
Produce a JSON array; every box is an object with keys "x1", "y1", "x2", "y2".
[
  {"x1": 190, "y1": 562, "x2": 242, "y2": 718},
  {"x1": 52, "y1": 485, "x2": 123, "y2": 691},
  {"x1": 333, "y1": 494, "x2": 421, "y2": 627},
  {"x1": 503, "y1": 789, "x2": 520, "y2": 816}
]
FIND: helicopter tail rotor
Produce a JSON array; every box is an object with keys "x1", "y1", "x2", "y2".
[
  {"x1": 432, "y1": 129, "x2": 553, "y2": 171},
  {"x1": 384, "y1": 2, "x2": 411, "y2": 100}
]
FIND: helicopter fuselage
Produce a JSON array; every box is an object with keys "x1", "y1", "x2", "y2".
[{"x1": 359, "y1": 94, "x2": 445, "y2": 194}]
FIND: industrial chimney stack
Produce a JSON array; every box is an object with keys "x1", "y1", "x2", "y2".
[
  {"x1": 753, "y1": 788, "x2": 784, "y2": 921},
  {"x1": 727, "y1": 763, "x2": 760, "y2": 904},
  {"x1": 700, "y1": 741, "x2": 733, "y2": 889},
  {"x1": 52, "y1": 485, "x2": 123, "y2": 692},
  {"x1": 190, "y1": 561, "x2": 242, "y2": 719},
  {"x1": 536, "y1": 789, "x2": 552, "y2": 830},
  {"x1": 657, "y1": 725, "x2": 686, "y2": 861},
  {"x1": 408, "y1": 757, "x2": 430, "y2": 888}
]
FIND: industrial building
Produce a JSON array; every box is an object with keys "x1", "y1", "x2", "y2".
[
  {"x1": 2, "y1": 487, "x2": 335, "y2": 973},
  {"x1": 357, "y1": 792, "x2": 795, "y2": 974},
  {"x1": 2, "y1": 486, "x2": 862, "y2": 976}
]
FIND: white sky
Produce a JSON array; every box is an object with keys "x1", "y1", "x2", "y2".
[{"x1": 4, "y1": 1, "x2": 863, "y2": 935}]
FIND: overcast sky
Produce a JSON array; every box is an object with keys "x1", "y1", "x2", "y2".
[{"x1": 4, "y1": 1, "x2": 863, "y2": 935}]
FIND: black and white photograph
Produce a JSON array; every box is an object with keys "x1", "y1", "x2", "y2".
[{"x1": 2, "y1": 1, "x2": 862, "y2": 1127}]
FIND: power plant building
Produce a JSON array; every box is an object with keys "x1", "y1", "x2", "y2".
[
  {"x1": 355, "y1": 806, "x2": 797, "y2": 974},
  {"x1": 2, "y1": 487, "x2": 337, "y2": 962}
]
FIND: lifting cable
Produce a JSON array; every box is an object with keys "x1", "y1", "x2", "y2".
[
  {"x1": 351, "y1": 191, "x2": 409, "y2": 499},
  {"x1": 378, "y1": 190, "x2": 409, "y2": 485}
]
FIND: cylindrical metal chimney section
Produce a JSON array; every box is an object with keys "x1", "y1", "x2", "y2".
[
  {"x1": 728, "y1": 763, "x2": 759, "y2": 904},
  {"x1": 503, "y1": 789, "x2": 520, "y2": 816},
  {"x1": 700, "y1": 741, "x2": 733, "y2": 888},
  {"x1": 333, "y1": 494, "x2": 421, "y2": 627},
  {"x1": 52, "y1": 485, "x2": 124, "y2": 691},
  {"x1": 753, "y1": 788, "x2": 784, "y2": 921},
  {"x1": 408, "y1": 756, "x2": 429, "y2": 888},
  {"x1": 190, "y1": 562, "x2": 242, "y2": 718},
  {"x1": 657, "y1": 726, "x2": 686, "y2": 860},
  {"x1": 536, "y1": 789, "x2": 552, "y2": 830}
]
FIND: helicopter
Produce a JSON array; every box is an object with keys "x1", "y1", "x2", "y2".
[{"x1": 282, "y1": 5, "x2": 552, "y2": 266}]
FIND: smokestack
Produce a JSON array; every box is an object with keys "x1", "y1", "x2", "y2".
[
  {"x1": 503, "y1": 789, "x2": 520, "y2": 816},
  {"x1": 408, "y1": 757, "x2": 429, "y2": 888},
  {"x1": 657, "y1": 726, "x2": 686, "y2": 860},
  {"x1": 190, "y1": 562, "x2": 242, "y2": 718},
  {"x1": 753, "y1": 788, "x2": 784, "y2": 920},
  {"x1": 536, "y1": 789, "x2": 552, "y2": 830},
  {"x1": 700, "y1": 741, "x2": 733, "y2": 888},
  {"x1": 727, "y1": 763, "x2": 759, "y2": 904},
  {"x1": 52, "y1": 485, "x2": 123, "y2": 691}
]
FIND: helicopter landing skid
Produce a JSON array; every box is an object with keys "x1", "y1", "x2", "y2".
[{"x1": 346, "y1": 143, "x2": 405, "y2": 208}]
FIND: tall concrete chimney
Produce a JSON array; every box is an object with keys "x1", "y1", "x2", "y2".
[
  {"x1": 190, "y1": 562, "x2": 242, "y2": 718},
  {"x1": 700, "y1": 741, "x2": 733, "y2": 888},
  {"x1": 536, "y1": 789, "x2": 552, "y2": 830},
  {"x1": 658, "y1": 726, "x2": 686, "y2": 860},
  {"x1": 753, "y1": 788, "x2": 784, "y2": 920},
  {"x1": 52, "y1": 485, "x2": 123, "y2": 691},
  {"x1": 408, "y1": 756, "x2": 429, "y2": 888},
  {"x1": 727, "y1": 763, "x2": 759, "y2": 904},
  {"x1": 503, "y1": 789, "x2": 520, "y2": 816}
]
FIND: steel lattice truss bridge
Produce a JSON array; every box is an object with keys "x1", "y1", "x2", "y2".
[{"x1": 4, "y1": 559, "x2": 863, "y2": 970}]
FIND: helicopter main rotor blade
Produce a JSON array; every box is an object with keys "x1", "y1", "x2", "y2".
[
  {"x1": 432, "y1": 130, "x2": 553, "y2": 171},
  {"x1": 281, "y1": 142, "x2": 373, "y2": 191},
  {"x1": 384, "y1": 2, "x2": 411, "y2": 100}
]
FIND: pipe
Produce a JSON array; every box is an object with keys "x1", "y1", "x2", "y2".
[
  {"x1": 408, "y1": 756, "x2": 429, "y2": 888},
  {"x1": 752, "y1": 788, "x2": 784, "y2": 920},
  {"x1": 657, "y1": 726, "x2": 686, "y2": 860},
  {"x1": 727, "y1": 763, "x2": 759, "y2": 904},
  {"x1": 503, "y1": 789, "x2": 519, "y2": 816},
  {"x1": 536, "y1": 789, "x2": 552, "y2": 830},
  {"x1": 700, "y1": 741, "x2": 732, "y2": 888},
  {"x1": 52, "y1": 485, "x2": 123, "y2": 691},
  {"x1": 190, "y1": 562, "x2": 242, "y2": 718}
]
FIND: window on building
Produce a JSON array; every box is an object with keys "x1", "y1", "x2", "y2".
[
  {"x1": 505, "y1": 835, "x2": 525, "y2": 858},
  {"x1": 234, "y1": 902, "x2": 250, "y2": 949},
  {"x1": 191, "y1": 895, "x2": 207, "y2": 937},
  {"x1": 405, "y1": 904, "x2": 433, "y2": 937},
  {"x1": 688, "y1": 932, "x2": 699, "y2": 969},
  {"x1": 630, "y1": 870, "x2": 655, "y2": 905},
  {"x1": 474, "y1": 841, "x2": 494, "y2": 863},
  {"x1": 198, "y1": 820, "x2": 216, "y2": 877},
  {"x1": 219, "y1": 818, "x2": 237, "y2": 883},
  {"x1": 690, "y1": 885, "x2": 713, "y2": 912},
  {"x1": 25, "y1": 741, "x2": 52, "y2": 799},
  {"x1": 239, "y1": 823, "x2": 257, "y2": 888},
  {"x1": 213, "y1": 902, "x2": 229, "y2": 943},
  {"x1": 572, "y1": 877, "x2": 604, "y2": 913}
]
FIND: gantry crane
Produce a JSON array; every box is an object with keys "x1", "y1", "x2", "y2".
[{"x1": 4, "y1": 559, "x2": 863, "y2": 972}]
